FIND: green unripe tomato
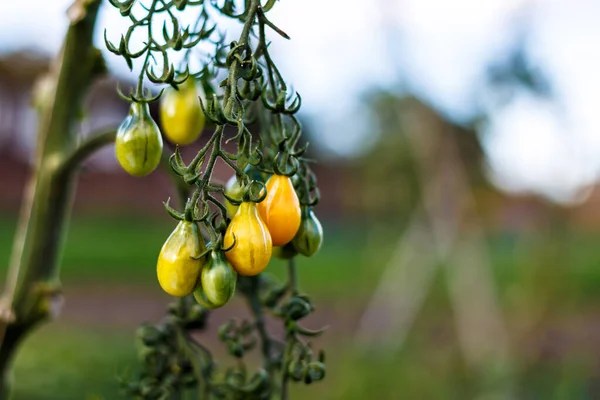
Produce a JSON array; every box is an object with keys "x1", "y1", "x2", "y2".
[
  {"x1": 292, "y1": 207, "x2": 323, "y2": 257},
  {"x1": 115, "y1": 102, "x2": 163, "y2": 177},
  {"x1": 201, "y1": 251, "x2": 237, "y2": 307},
  {"x1": 193, "y1": 284, "x2": 218, "y2": 309},
  {"x1": 224, "y1": 175, "x2": 244, "y2": 219}
]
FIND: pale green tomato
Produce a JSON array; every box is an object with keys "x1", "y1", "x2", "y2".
[
  {"x1": 200, "y1": 251, "x2": 237, "y2": 307},
  {"x1": 115, "y1": 102, "x2": 163, "y2": 177},
  {"x1": 159, "y1": 79, "x2": 205, "y2": 145}
]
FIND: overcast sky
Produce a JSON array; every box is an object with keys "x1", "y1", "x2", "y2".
[{"x1": 1, "y1": 0, "x2": 600, "y2": 204}]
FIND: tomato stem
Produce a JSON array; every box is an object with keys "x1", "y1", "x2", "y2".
[
  {"x1": 242, "y1": 275, "x2": 278, "y2": 376},
  {"x1": 287, "y1": 258, "x2": 299, "y2": 296},
  {"x1": 58, "y1": 129, "x2": 117, "y2": 175}
]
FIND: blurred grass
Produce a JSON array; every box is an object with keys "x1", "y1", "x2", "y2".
[
  {"x1": 2, "y1": 215, "x2": 600, "y2": 398},
  {"x1": 11, "y1": 325, "x2": 134, "y2": 400},
  {"x1": 11, "y1": 319, "x2": 597, "y2": 399}
]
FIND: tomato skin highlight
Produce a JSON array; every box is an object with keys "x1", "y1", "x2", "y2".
[
  {"x1": 193, "y1": 285, "x2": 218, "y2": 309},
  {"x1": 224, "y1": 201, "x2": 272, "y2": 276},
  {"x1": 224, "y1": 166, "x2": 267, "y2": 218},
  {"x1": 157, "y1": 221, "x2": 206, "y2": 297},
  {"x1": 292, "y1": 208, "x2": 324, "y2": 257},
  {"x1": 115, "y1": 102, "x2": 163, "y2": 177},
  {"x1": 224, "y1": 175, "x2": 244, "y2": 219},
  {"x1": 200, "y1": 251, "x2": 237, "y2": 306},
  {"x1": 257, "y1": 174, "x2": 301, "y2": 246},
  {"x1": 159, "y1": 79, "x2": 205, "y2": 145}
]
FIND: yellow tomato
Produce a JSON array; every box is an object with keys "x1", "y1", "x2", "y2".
[
  {"x1": 224, "y1": 201, "x2": 272, "y2": 276},
  {"x1": 257, "y1": 174, "x2": 301, "y2": 246},
  {"x1": 157, "y1": 220, "x2": 206, "y2": 296},
  {"x1": 159, "y1": 79, "x2": 205, "y2": 145},
  {"x1": 115, "y1": 102, "x2": 163, "y2": 177},
  {"x1": 224, "y1": 175, "x2": 244, "y2": 218}
]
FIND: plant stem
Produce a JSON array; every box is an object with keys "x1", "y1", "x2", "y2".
[
  {"x1": 243, "y1": 276, "x2": 276, "y2": 376},
  {"x1": 280, "y1": 328, "x2": 293, "y2": 400},
  {"x1": 279, "y1": 258, "x2": 300, "y2": 400},
  {"x1": 288, "y1": 258, "x2": 298, "y2": 296},
  {"x1": 161, "y1": 145, "x2": 190, "y2": 204},
  {"x1": 224, "y1": 0, "x2": 260, "y2": 117},
  {"x1": 0, "y1": 1, "x2": 103, "y2": 397},
  {"x1": 59, "y1": 129, "x2": 116, "y2": 175}
]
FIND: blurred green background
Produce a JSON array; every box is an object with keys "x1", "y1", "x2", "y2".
[{"x1": 2, "y1": 197, "x2": 600, "y2": 399}]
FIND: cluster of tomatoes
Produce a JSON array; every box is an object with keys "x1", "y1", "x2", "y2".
[{"x1": 114, "y1": 80, "x2": 323, "y2": 309}]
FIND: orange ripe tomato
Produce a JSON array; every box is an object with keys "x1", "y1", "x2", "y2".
[
  {"x1": 224, "y1": 201, "x2": 272, "y2": 276},
  {"x1": 257, "y1": 174, "x2": 301, "y2": 246}
]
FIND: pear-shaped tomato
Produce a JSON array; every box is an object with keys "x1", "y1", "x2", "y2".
[
  {"x1": 258, "y1": 174, "x2": 301, "y2": 246},
  {"x1": 292, "y1": 207, "x2": 323, "y2": 257},
  {"x1": 115, "y1": 102, "x2": 163, "y2": 177},
  {"x1": 159, "y1": 79, "x2": 205, "y2": 145},
  {"x1": 201, "y1": 251, "x2": 237, "y2": 306},
  {"x1": 224, "y1": 201, "x2": 272, "y2": 276},
  {"x1": 157, "y1": 220, "x2": 206, "y2": 297}
]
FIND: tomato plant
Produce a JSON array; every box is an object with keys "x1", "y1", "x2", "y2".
[
  {"x1": 104, "y1": 0, "x2": 327, "y2": 397},
  {"x1": 0, "y1": 0, "x2": 326, "y2": 399}
]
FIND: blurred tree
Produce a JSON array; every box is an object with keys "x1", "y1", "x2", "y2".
[{"x1": 352, "y1": 92, "x2": 488, "y2": 230}]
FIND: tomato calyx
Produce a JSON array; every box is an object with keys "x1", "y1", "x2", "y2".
[{"x1": 261, "y1": 88, "x2": 302, "y2": 115}]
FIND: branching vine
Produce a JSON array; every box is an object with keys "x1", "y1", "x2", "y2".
[{"x1": 105, "y1": 0, "x2": 326, "y2": 399}]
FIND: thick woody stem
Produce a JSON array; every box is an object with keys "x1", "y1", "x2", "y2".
[{"x1": 0, "y1": 1, "x2": 103, "y2": 397}]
